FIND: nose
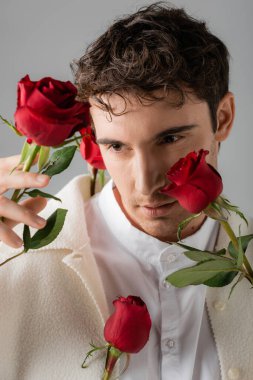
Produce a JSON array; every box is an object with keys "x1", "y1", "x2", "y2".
[{"x1": 134, "y1": 150, "x2": 167, "y2": 195}]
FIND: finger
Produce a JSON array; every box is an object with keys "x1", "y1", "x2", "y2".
[
  {"x1": 0, "y1": 196, "x2": 47, "y2": 229},
  {"x1": 0, "y1": 155, "x2": 22, "y2": 170},
  {"x1": 0, "y1": 171, "x2": 50, "y2": 194},
  {"x1": 0, "y1": 220, "x2": 23, "y2": 248},
  {"x1": 4, "y1": 196, "x2": 48, "y2": 229},
  {"x1": 0, "y1": 153, "x2": 40, "y2": 171}
]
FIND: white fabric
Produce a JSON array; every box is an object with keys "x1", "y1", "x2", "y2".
[
  {"x1": 1, "y1": 175, "x2": 253, "y2": 379},
  {"x1": 84, "y1": 179, "x2": 221, "y2": 380},
  {"x1": 0, "y1": 175, "x2": 109, "y2": 380}
]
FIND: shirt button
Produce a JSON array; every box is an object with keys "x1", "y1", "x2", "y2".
[
  {"x1": 162, "y1": 338, "x2": 177, "y2": 354},
  {"x1": 162, "y1": 279, "x2": 171, "y2": 289},
  {"x1": 213, "y1": 300, "x2": 226, "y2": 311},
  {"x1": 165, "y1": 339, "x2": 176, "y2": 349},
  {"x1": 160, "y1": 253, "x2": 177, "y2": 263},
  {"x1": 167, "y1": 254, "x2": 177, "y2": 263},
  {"x1": 227, "y1": 367, "x2": 240, "y2": 379}
]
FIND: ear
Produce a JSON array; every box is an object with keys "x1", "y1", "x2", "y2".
[{"x1": 214, "y1": 92, "x2": 235, "y2": 142}]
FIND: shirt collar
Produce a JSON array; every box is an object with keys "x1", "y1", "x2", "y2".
[{"x1": 98, "y1": 180, "x2": 218, "y2": 265}]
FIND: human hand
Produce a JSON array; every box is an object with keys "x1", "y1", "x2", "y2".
[{"x1": 0, "y1": 154, "x2": 50, "y2": 248}]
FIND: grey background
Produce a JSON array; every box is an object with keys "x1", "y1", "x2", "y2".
[{"x1": 0, "y1": 0, "x2": 252, "y2": 215}]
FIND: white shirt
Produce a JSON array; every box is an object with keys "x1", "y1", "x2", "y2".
[{"x1": 84, "y1": 180, "x2": 221, "y2": 380}]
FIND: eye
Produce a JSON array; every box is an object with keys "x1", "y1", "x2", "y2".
[
  {"x1": 161, "y1": 135, "x2": 180, "y2": 144},
  {"x1": 108, "y1": 143, "x2": 123, "y2": 152}
]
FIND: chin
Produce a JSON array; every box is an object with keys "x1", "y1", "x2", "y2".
[
  {"x1": 129, "y1": 205, "x2": 193, "y2": 241},
  {"x1": 132, "y1": 216, "x2": 178, "y2": 241}
]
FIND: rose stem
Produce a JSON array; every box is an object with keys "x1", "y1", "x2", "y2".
[
  {"x1": 90, "y1": 168, "x2": 98, "y2": 196},
  {"x1": 0, "y1": 144, "x2": 41, "y2": 223},
  {"x1": 102, "y1": 346, "x2": 122, "y2": 380},
  {"x1": 0, "y1": 249, "x2": 25, "y2": 267},
  {"x1": 10, "y1": 144, "x2": 40, "y2": 203},
  {"x1": 220, "y1": 220, "x2": 253, "y2": 281},
  {"x1": 56, "y1": 135, "x2": 82, "y2": 146},
  {"x1": 99, "y1": 170, "x2": 105, "y2": 188}
]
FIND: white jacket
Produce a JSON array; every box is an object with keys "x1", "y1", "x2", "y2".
[{"x1": 0, "y1": 175, "x2": 252, "y2": 380}]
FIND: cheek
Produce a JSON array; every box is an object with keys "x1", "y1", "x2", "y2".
[
  {"x1": 100, "y1": 148, "x2": 117, "y2": 175},
  {"x1": 101, "y1": 153, "x2": 132, "y2": 188},
  {"x1": 184, "y1": 132, "x2": 216, "y2": 153},
  {"x1": 101, "y1": 157, "x2": 135, "y2": 202}
]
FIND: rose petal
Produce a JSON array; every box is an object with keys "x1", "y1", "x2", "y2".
[
  {"x1": 162, "y1": 149, "x2": 223, "y2": 213},
  {"x1": 15, "y1": 106, "x2": 81, "y2": 146},
  {"x1": 15, "y1": 75, "x2": 90, "y2": 147},
  {"x1": 104, "y1": 296, "x2": 152, "y2": 353}
]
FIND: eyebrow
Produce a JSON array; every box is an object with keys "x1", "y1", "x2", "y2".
[
  {"x1": 96, "y1": 138, "x2": 123, "y2": 145},
  {"x1": 96, "y1": 124, "x2": 198, "y2": 145},
  {"x1": 155, "y1": 124, "x2": 198, "y2": 140}
]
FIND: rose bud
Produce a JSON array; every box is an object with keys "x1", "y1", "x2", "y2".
[
  {"x1": 104, "y1": 295, "x2": 152, "y2": 353},
  {"x1": 14, "y1": 75, "x2": 89, "y2": 146},
  {"x1": 161, "y1": 149, "x2": 223, "y2": 214},
  {"x1": 80, "y1": 126, "x2": 106, "y2": 170},
  {"x1": 102, "y1": 296, "x2": 151, "y2": 380}
]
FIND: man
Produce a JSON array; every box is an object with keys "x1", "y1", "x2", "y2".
[{"x1": 0, "y1": 3, "x2": 252, "y2": 380}]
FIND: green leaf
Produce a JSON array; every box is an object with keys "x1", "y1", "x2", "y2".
[
  {"x1": 0, "y1": 114, "x2": 22, "y2": 136},
  {"x1": 81, "y1": 343, "x2": 107, "y2": 369},
  {"x1": 210, "y1": 201, "x2": 223, "y2": 214},
  {"x1": 22, "y1": 144, "x2": 40, "y2": 172},
  {"x1": 177, "y1": 213, "x2": 201, "y2": 240},
  {"x1": 166, "y1": 259, "x2": 238, "y2": 288},
  {"x1": 8, "y1": 140, "x2": 33, "y2": 175},
  {"x1": 20, "y1": 140, "x2": 32, "y2": 164},
  {"x1": 203, "y1": 271, "x2": 238, "y2": 287},
  {"x1": 184, "y1": 250, "x2": 228, "y2": 262},
  {"x1": 228, "y1": 234, "x2": 253, "y2": 259},
  {"x1": 207, "y1": 202, "x2": 228, "y2": 221},
  {"x1": 42, "y1": 146, "x2": 77, "y2": 177},
  {"x1": 23, "y1": 224, "x2": 31, "y2": 252},
  {"x1": 29, "y1": 208, "x2": 67, "y2": 250},
  {"x1": 218, "y1": 196, "x2": 248, "y2": 226},
  {"x1": 174, "y1": 242, "x2": 202, "y2": 252},
  {"x1": 24, "y1": 189, "x2": 61, "y2": 202},
  {"x1": 175, "y1": 241, "x2": 226, "y2": 256},
  {"x1": 38, "y1": 146, "x2": 50, "y2": 171}
]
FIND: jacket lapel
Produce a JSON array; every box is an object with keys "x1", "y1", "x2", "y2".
[
  {"x1": 1, "y1": 174, "x2": 110, "y2": 326},
  {"x1": 62, "y1": 244, "x2": 109, "y2": 326},
  {"x1": 206, "y1": 213, "x2": 253, "y2": 379},
  {"x1": 56, "y1": 174, "x2": 109, "y2": 325},
  {"x1": 0, "y1": 174, "x2": 109, "y2": 323}
]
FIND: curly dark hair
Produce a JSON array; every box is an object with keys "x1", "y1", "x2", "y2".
[{"x1": 72, "y1": 2, "x2": 230, "y2": 131}]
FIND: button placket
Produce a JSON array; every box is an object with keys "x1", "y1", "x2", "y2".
[
  {"x1": 160, "y1": 283, "x2": 179, "y2": 327},
  {"x1": 159, "y1": 283, "x2": 179, "y2": 358}
]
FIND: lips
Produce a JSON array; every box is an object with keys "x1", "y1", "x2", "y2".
[
  {"x1": 139, "y1": 199, "x2": 177, "y2": 218},
  {"x1": 143, "y1": 200, "x2": 175, "y2": 208}
]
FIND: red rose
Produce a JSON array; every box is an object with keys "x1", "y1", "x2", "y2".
[
  {"x1": 161, "y1": 149, "x2": 223, "y2": 213},
  {"x1": 14, "y1": 75, "x2": 89, "y2": 146},
  {"x1": 104, "y1": 295, "x2": 152, "y2": 353},
  {"x1": 80, "y1": 126, "x2": 106, "y2": 170}
]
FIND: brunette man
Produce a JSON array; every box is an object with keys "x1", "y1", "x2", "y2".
[{"x1": 0, "y1": 4, "x2": 252, "y2": 380}]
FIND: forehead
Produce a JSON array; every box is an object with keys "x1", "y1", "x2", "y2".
[
  {"x1": 89, "y1": 90, "x2": 209, "y2": 128},
  {"x1": 89, "y1": 89, "x2": 186, "y2": 113},
  {"x1": 90, "y1": 86, "x2": 208, "y2": 112}
]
